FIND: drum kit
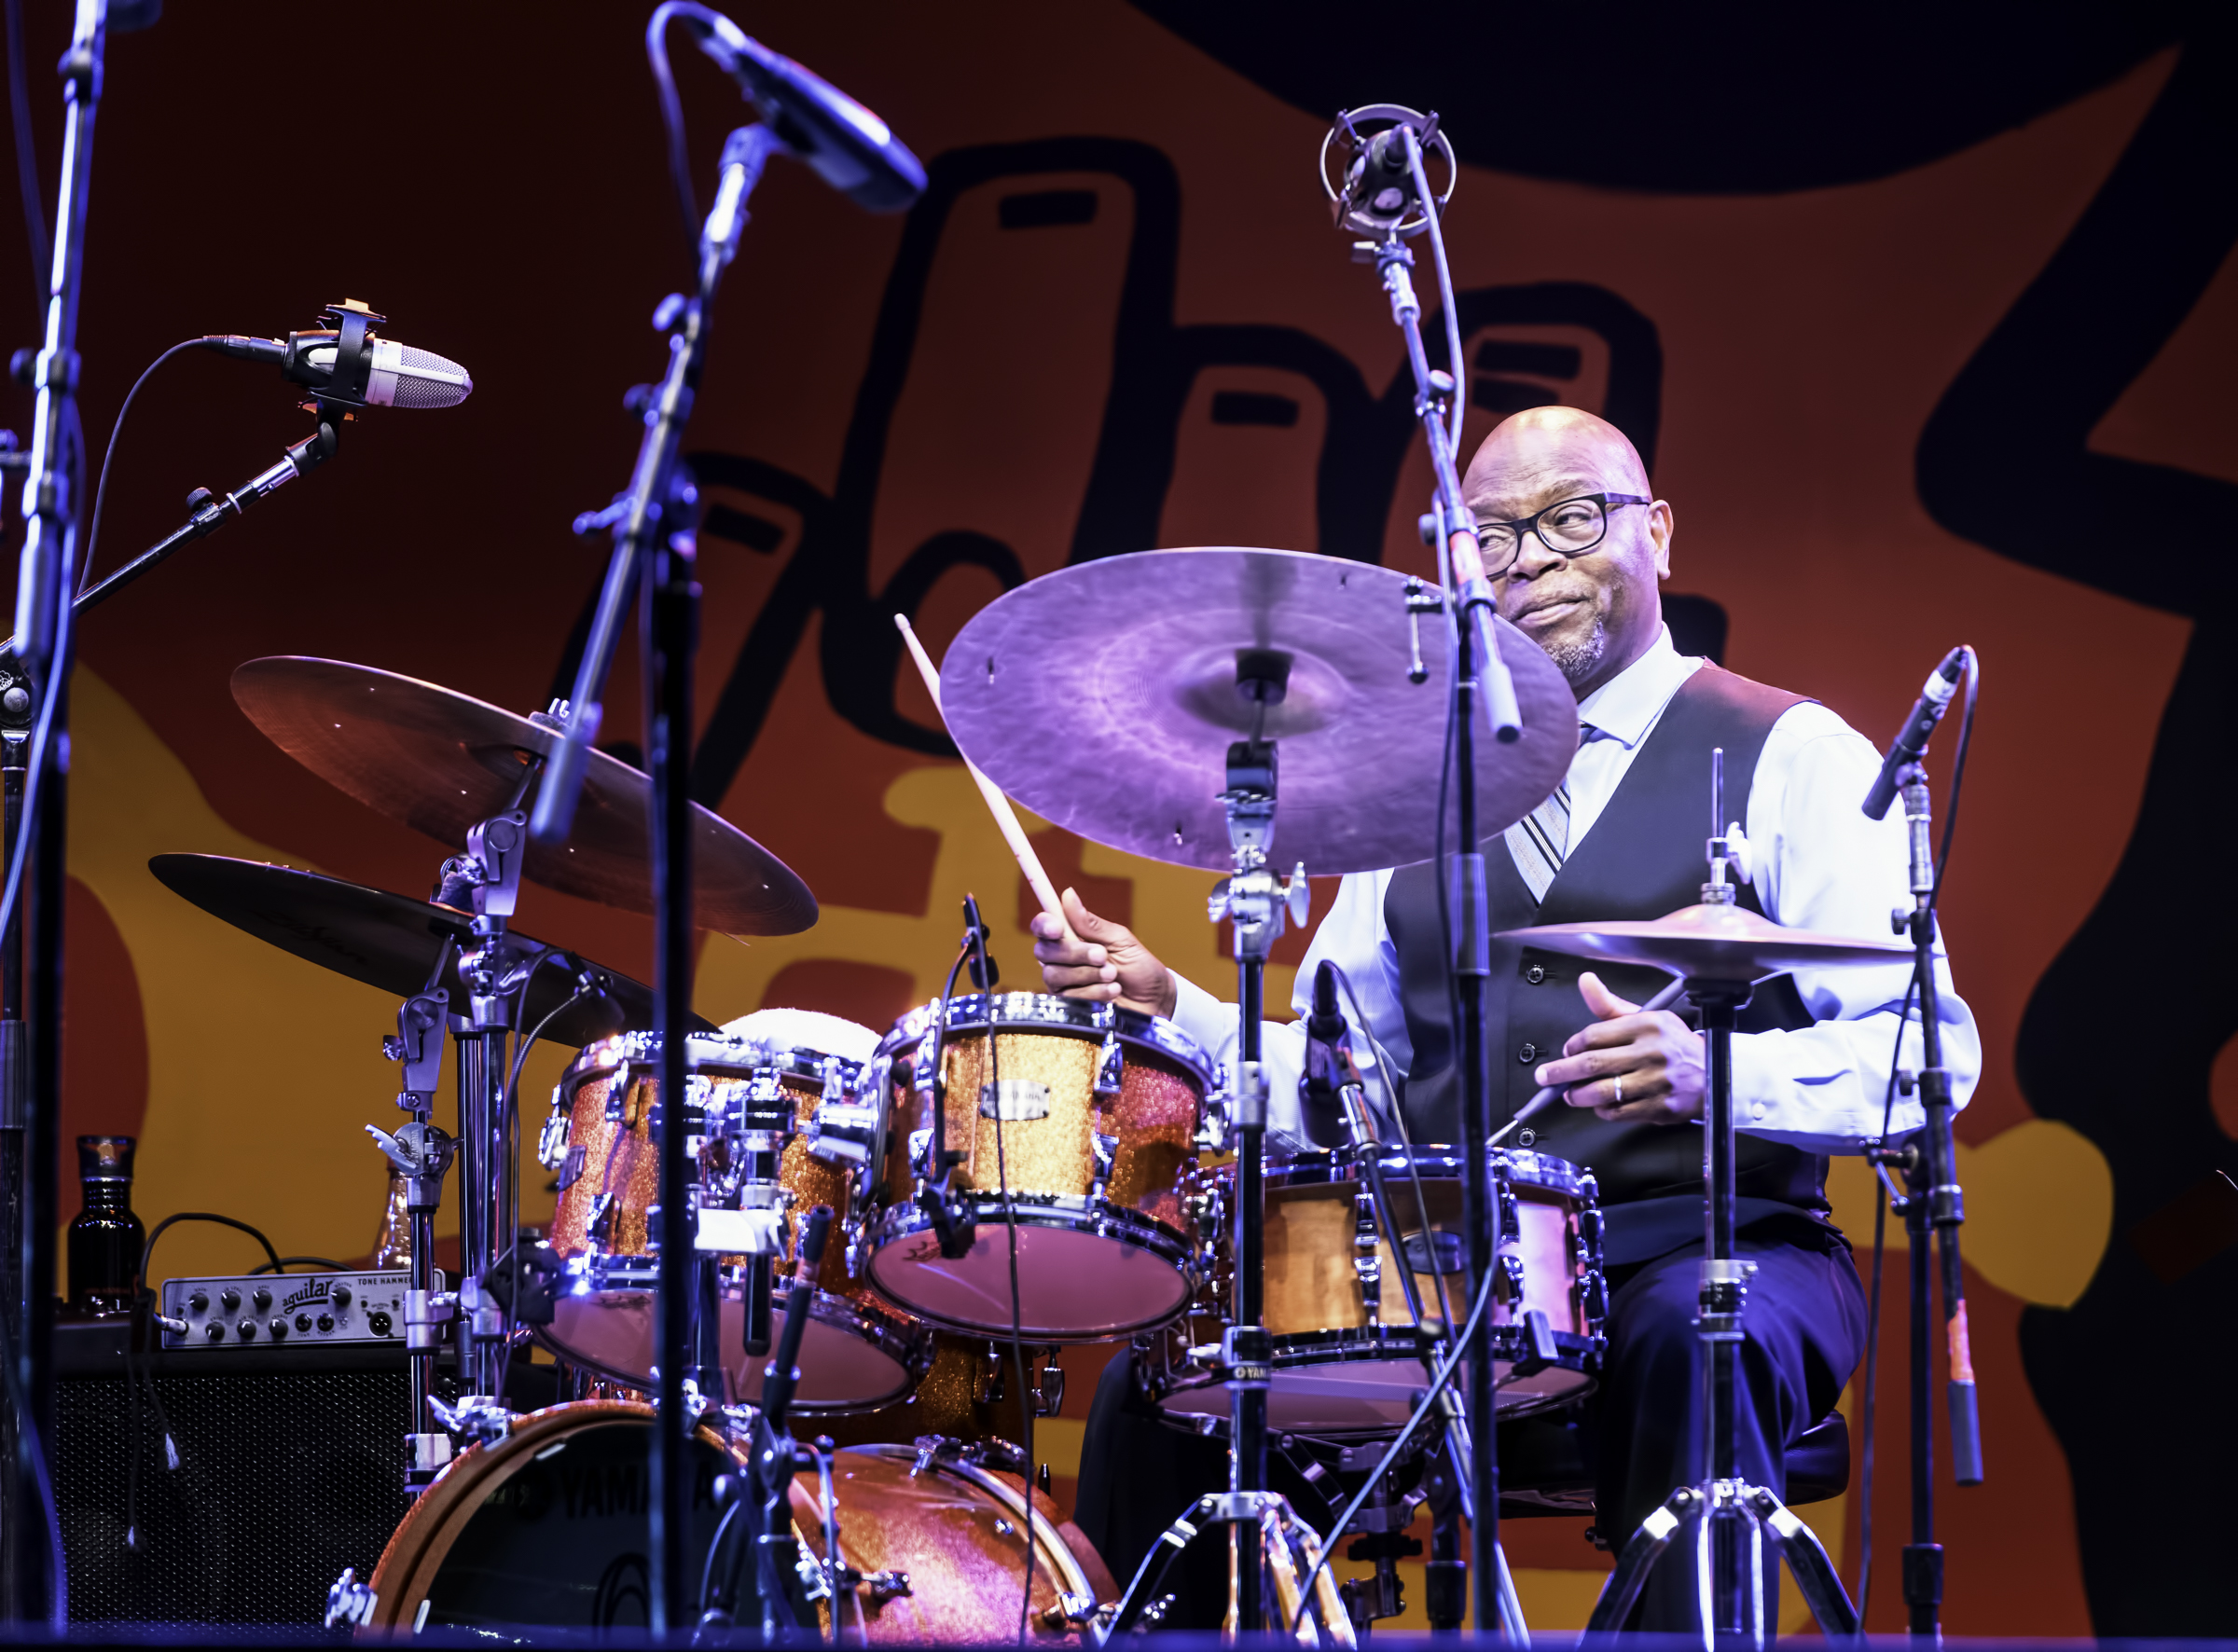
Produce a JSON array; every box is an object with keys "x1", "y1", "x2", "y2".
[{"x1": 97, "y1": 508, "x2": 1903, "y2": 1644}]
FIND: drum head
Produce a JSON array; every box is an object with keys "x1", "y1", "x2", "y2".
[
  {"x1": 541, "y1": 1287, "x2": 924, "y2": 1413},
  {"x1": 359, "y1": 1403, "x2": 753, "y2": 1633},
  {"x1": 1154, "y1": 1337, "x2": 1597, "y2": 1437},
  {"x1": 867, "y1": 1204, "x2": 1194, "y2": 1340}
]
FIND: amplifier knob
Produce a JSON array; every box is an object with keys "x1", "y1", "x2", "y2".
[
  {"x1": 295, "y1": 1313, "x2": 313, "y2": 1333},
  {"x1": 316, "y1": 1314, "x2": 335, "y2": 1333},
  {"x1": 332, "y1": 1284, "x2": 353, "y2": 1308},
  {"x1": 252, "y1": 1287, "x2": 272, "y2": 1311},
  {"x1": 205, "y1": 1322, "x2": 225, "y2": 1342},
  {"x1": 269, "y1": 1317, "x2": 289, "y2": 1339},
  {"x1": 188, "y1": 1290, "x2": 208, "y2": 1314},
  {"x1": 220, "y1": 1287, "x2": 241, "y2": 1311},
  {"x1": 237, "y1": 1319, "x2": 257, "y2": 1340}
]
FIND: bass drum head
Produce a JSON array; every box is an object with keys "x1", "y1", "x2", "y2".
[
  {"x1": 791, "y1": 1444, "x2": 1116, "y2": 1644},
  {"x1": 357, "y1": 1402, "x2": 750, "y2": 1633}
]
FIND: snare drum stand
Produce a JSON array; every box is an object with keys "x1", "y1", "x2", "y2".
[
  {"x1": 1584, "y1": 775, "x2": 1858, "y2": 1645},
  {"x1": 1204, "y1": 672, "x2": 1315, "y2": 1632}
]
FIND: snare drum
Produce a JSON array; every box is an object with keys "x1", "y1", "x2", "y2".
[
  {"x1": 863, "y1": 993, "x2": 1209, "y2": 1341},
  {"x1": 535, "y1": 1028, "x2": 930, "y2": 1412},
  {"x1": 1141, "y1": 1146, "x2": 1607, "y2": 1436}
]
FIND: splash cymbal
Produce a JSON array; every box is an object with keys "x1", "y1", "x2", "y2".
[{"x1": 230, "y1": 657, "x2": 816, "y2": 937}]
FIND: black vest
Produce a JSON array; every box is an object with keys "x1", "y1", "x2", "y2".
[{"x1": 1384, "y1": 665, "x2": 1830, "y2": 1252}]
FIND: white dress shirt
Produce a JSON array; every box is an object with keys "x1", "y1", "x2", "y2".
[{"x1": 1169, "y1": 625, "x2": 1979, "y2": 1157}]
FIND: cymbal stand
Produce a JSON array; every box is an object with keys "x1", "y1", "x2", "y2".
[
  {"x1": 1205, "y1": 666, "x2": 1311, "y2": 1632},
  {"x1": 445, "y1": 806, "x2": 530, "y2": 1404},
  {"x1": 373, "y1": 965, "x2": 456, "y2": 1494},
  {"x1": 1585, "y1": 755, "x2": 1858, "y2": 1645},
  {"x1": 1876, "y1": 757, "x2": 1983, "y2": 1638},
  {"x1": 0, "y1": 661, "x2": 27, "y2": 1616}
]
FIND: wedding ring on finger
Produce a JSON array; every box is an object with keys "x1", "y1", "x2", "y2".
[{"x1": 1613, "y1": 1073, "x2": 1623, "y2": 1106}]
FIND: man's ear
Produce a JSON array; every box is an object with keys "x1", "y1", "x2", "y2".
[{"x1": 1649, "y1": 500, "x2": 1675, "y2": 579}]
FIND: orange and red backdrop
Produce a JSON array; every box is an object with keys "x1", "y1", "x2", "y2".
[{"x1": 5, "y1": 1, "x2": 2231, "y2": 1635}]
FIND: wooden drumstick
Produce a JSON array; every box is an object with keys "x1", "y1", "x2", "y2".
[{"x1": 893, "y1": 613, "x2": 1077, "y2": 943}]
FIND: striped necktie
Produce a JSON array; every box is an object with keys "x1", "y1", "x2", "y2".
[{"x1": 1509, "y1": 724, "x2": 1595, "y2": 904}]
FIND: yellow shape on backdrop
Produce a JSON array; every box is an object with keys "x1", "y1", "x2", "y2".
[
  {"x1": 65, "y1": 668, "x2": 412, "y2": 1282},
  {"x1": 1823, "y1": 1117, "x2": 2112, "y2": 1308}
]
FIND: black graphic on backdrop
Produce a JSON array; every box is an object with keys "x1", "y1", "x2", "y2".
[
  {"x1": 1128, "y1": 1, "x2": 2193, "y2": 195},
  {"x1": 1915, "y1": 31, "x2": 2238, "y2": 1638},
  {"x1": 608, "y1": 136, "x2": 1660, "y2": 803}
]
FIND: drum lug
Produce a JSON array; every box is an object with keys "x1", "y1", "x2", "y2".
[
  {"x1": 1352, "y1": 1190, "x2": 1382, "y2": 1321},
  {"x1": 1035, "y1": 1352, "x2": 1066, "y2": 1416},
  {"x1": 1092, "y1": 1131, "x2": 1118, "y2": 1181},
  {"x1": 585, "y1": 1191, "x2": 618, "y2": 1247},
  {"x1": 535, "y1": 1085, "x2": 572, "y2": 1170},
  {"x1": 1042, "y1": 1590, "x2": 1098, "y2": 1631},
  {"x1": 1095, "y1": 1032, "x2": 1125, "y2": 1099},
  {"x1": 1496, "y1": 1252, "x2": 1527, "y2": 1306},
  {"x1": 1497, "y1": 1179, "x2": 1522, "y2": 1242}
]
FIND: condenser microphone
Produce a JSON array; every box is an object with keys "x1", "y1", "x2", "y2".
[
  {"x1": 688, "y1": 13, "x2": 925, "y2": 213},
  {"x1": 1862, "y1": 647, "x2": 1968, "y2": 820},
  {"x1": 198, "y1": 331, "x2": 474, "y2": 409}
]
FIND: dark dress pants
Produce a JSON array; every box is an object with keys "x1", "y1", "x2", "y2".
[{"x1": 1075, "y1": 1224, "x2": 1865, "y2": 1633}]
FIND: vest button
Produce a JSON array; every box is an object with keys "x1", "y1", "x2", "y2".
[
  {"x1": 1517, "y1": 1042, "x2": 1538, "y2": 1064},
  {"x1": 1525, "y1": 966, "x2": 1546, "y2": 985}
]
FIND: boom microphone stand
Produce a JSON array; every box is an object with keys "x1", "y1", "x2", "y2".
[{"x1": 1326, "y1": 104, "x2": 1527, "y2": 1632}]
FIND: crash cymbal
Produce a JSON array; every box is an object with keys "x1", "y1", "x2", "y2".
[
  {"x1": 230, "y1": 657, "x2": 816, "y2": 937},
  {"x1": 148, "y1": 854, "x2": 716, "y2": 1045},
  {"x1": 936, "y1": 548, "x2": 1578, "y2": 874},
  {"x1": 1499, "y1": 900, "x2": 1916, "y2": 984}
]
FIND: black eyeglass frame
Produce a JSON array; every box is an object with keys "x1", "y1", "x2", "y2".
[{"x1": 1472, "y1": 491, "x2": 1654, "y2": 575}]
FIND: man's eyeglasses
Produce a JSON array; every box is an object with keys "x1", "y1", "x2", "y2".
[{"x1": 1473, "y1": 492, "x2": 1652, "y2": 576}]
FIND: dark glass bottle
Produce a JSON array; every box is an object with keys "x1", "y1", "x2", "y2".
[{"x1": 68, "y1": 1135, "x2": 145, "y2": 1315}]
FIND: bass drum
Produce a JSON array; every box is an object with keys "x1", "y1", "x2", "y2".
[
  {"x1": 342, "y1": 1402, "x2": 757, "y2": 1635},
  {"x1": 791, "y1": 1442, "x2": 1116, "y2": 1644}
]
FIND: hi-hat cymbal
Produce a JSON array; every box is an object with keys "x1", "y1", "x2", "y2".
[
  {"x1": 936, "y1": 548, "x2": 1578, "y2": 874},
  {"x1": 1499, "y1": 900, "x2": 1916, "y2": 984},
  {"x1": 231, "y1": 657, "x2": 816, "y2": 937},
  {"x1": 149, "y1": 854, "x2": 716, "y2": 1045}
]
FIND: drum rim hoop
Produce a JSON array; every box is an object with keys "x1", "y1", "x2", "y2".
[{"x1": 876, "y1": 990, "x2": 1215, "y2": 1086}]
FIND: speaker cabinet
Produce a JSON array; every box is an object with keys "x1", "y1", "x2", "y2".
[{"x1": 54, "y1": 1319, "x2": 443, "y2": 1626}]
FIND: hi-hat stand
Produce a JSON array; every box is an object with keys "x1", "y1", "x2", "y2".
[{"x1": 1584, "y1": 757, "x2": 1858, "y2": 1645}]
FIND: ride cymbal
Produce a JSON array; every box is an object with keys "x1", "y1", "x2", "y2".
[
  {"x1": 936, "y1": 548, "x2": 1578, "y2": 874},
  {"x1": 231, "y1": 657, "x2": 816, "y2": 936}
]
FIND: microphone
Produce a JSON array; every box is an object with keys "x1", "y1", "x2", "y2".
[
  {"x1": 688, "y1": 14, "x2": 925, "y2": 213},
  {"x1": 759, "y1": 1205, "x2": 832, "y2": 1432},
  {"x1": 1301, "y1": 959, "x2": 1352, "y2": 1148},
  {"x1": 198, "y1": 329, "x2": 473, "y2": 409},
  {"x1": 1862, "y1": 647, "x2": 1968, "y2": 820}
]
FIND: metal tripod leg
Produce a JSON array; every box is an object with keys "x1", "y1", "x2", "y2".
[
  {"x1": 1490, "y1": 1538, "x2": 1529, "y2": 1644},
  {"x1": 1586, "y1": 1480, "x2": 1859, "y2": 1645},
  {"x1": 1585, "y1": 1487, "x2": 1692, "y2": 1632},
  {"x1": 1758, "y1": 1486, "x2": 1860, "y2": 1638}
]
